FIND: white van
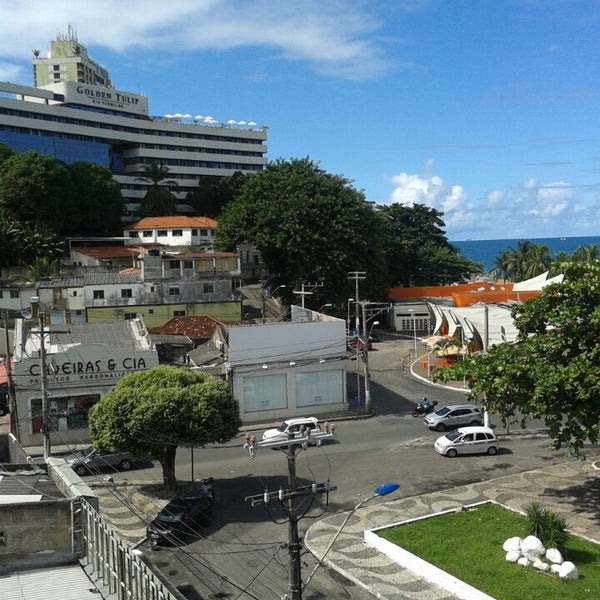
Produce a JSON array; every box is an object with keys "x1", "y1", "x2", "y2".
[{"x1": 434, "y1": 426, "x2": 498, "y2": 457}]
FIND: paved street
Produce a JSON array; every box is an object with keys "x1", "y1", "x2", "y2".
[{"x1": 88, "y1": 337, "x2": 585, "y2": 600}]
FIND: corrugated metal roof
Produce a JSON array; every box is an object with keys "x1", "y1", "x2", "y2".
[{"x1": 0, "y1": 564, "x2": 104, "y2": 599}]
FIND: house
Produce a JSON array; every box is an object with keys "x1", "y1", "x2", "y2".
[{"x1": 123, "y1": 216, "x2": 217, "y2": 248}]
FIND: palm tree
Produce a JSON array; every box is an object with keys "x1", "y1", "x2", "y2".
[
  {"x1": 572, "y1": 244, "x2": 600, "y2": 263},
  {"x1": 491, "y1": 250, "x2": 512, "y2": 282},
  {"x1": 135, "y1": 161, "x2": 179, "y2": 217}
]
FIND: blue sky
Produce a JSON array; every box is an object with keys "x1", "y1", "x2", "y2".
[{"x1": 2, "y1": 0, "x2": 599, "y2": 241}]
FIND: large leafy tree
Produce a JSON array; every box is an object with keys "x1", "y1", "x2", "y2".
[
  {"x1": 0, "y1": 150, "x2": 78, "y2": 234},
  {"x1": 135, "y1": 161, "x2": 178, "y2": 217},
  {"x1": 432, "y1": 262, "x2": 600, "y2": 455},
  {"x1": 216, "y1": 157, "x2": 390, "y2": 305},
  {"x1": 89, "y1": 366, "x2": 241, "y2": 492},
  {"x1": 186, "y1": 172, "x2": 247, "y2": 218},
  {"x1": 377, "y1": 203, "x2": 481, "y2": 285},
  {"x1": 69, "y1": 162, "x2": 124, "y2": 235}
]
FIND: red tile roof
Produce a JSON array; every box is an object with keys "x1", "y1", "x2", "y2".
[
  {"x1": 124, "y1": 216, "x2": 217, "y2": 230},
  {"x1": 148, "y1": 315, "x2": 223, "y2": 339}
]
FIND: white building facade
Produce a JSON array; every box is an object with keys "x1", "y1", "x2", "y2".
[{"x1": 0, "y1": 31, "x2": 268, "y2": 208}]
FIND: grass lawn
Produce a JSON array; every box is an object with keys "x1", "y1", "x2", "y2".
[{"x1": 377, "y1": 502, "x2": 600, "y2": 600}]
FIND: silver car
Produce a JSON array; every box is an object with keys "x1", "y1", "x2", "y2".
[
  {"x1": 424, "y1": 404, "x2": 482, "y2": 431},
  {"x1": 66, "y1": 447, "x2": 149, "y2": 476}
]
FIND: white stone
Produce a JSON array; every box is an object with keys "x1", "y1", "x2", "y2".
[
  {"x1": 533, "y1": 558, "x2": 549, "y2": 571},
  {"x1": 503, "y1": 536, "x2": 522, "y2": 552},
  {"x1": 545, "y1": 548, "x2": 563, "y2": 564},
  {"x1": 517, "y1": 556, "x2": 530, "y2": 567},
  {"x1": 558, "y1": 562, "x2": 578, "y2": 580},
  {"x1": 505, "y1": 550, "x2": 521, "y2": 562},
  {"x1": 520, "y1": 535, "x2": 545, "y2": 558},
  {"x1": 550, "y1": 563, "x2": 562, "y2": 574}
]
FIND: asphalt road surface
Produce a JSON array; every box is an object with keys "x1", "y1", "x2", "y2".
[{"x1": 117, "y1": 338, "x2": 566, "y2": 600}]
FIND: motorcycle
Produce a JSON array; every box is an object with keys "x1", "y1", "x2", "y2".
[{"x1": 412, "y1": 398, "x2": 438, "y2": 417}]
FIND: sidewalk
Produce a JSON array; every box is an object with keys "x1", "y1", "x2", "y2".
[{"x1": 304, "y1": 455, "x2": 600, "y2": 599}]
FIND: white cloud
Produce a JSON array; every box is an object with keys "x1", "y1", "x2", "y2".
[
  {"x1": 0, "y1": 0, "x2": 393, "y2": 82},
  {"x1": 384, "y1": 164, "x2": 598, "y2": 240}
]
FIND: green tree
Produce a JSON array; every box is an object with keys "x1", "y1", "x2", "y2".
[
  {"x1": 69, "y1": 162, "x2": 124, "y2": 235},
  {"x1": 377, "y1": 203, "x2": 481, "y2": 286},
  {"x1": 135, "y1": 161, "x2": 178, "y2": 217},
  {"x1": 0, "y1": 210, "x2": 65, "y2": 274},
  {"x1": 216, "y1": 157, "x2": 390, "y2": 305},
  {"x1": 432, "y1": 262, "x2": 600, "y2": 455},
  {"x1": 88, "y1": 366, "x2": 241, "y2": 492},
  {"x1": 0, "y1": 143, "x2": 15, "y2": 165},
  {"x1": 491, "y1": 249, "x2": 512, "y2": 282},
  {"x1": 186, "y1": 172, "x2": 247, "y2": 218},
  {"x1": 0, "y1": 150, "x2": 77, "y2": 234}
]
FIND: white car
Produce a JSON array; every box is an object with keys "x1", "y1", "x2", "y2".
[
  {"x1": 434, "y1": 426, "x2": 498, "y2": 457},
  {"x1": 262, "y1": 417, "x2": 321, "y2": 443}
]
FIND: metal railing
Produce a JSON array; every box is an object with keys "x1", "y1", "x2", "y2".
[{"x1": 78, "y1": 498, "x2": 178, "y2": 600}]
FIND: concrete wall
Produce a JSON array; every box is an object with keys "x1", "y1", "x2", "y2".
[{"x1": 0, "y1": 498, "x2": 75, "y2": 564}]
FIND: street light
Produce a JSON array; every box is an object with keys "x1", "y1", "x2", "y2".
[
  {"x1": 302, "y1": 481, "x2": 400, "y2": 593},
  {"x1": 262, "y1": 284, "x2": 286, "y2": 323},
  {"x1": 363, "y1": 319, "x2": 379, "y2": 415},
  {"x1": 318, "y1": 303, "x2": 332, "y2": 313},
  {"x1": 346, "y1": 298, "x2": 354, "y2": 333}
]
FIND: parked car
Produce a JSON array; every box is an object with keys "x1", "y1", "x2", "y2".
[
  {"x1": 423, "y1": 403, "x2": 482, "y2": 431},
  {"x1": 66, "y1": 447, "x2": 149, "y2": 476},
  {"x1": 262, "y1": 416, "x2": 321, "y2": 443},
  {"x1": 348, "y1": 337, "x2": 373, "y2": 351},
  {"x1": 147, "y1": 494, "x2": 213, "y2": 549},
  {"x1": 434, "y1": 426, "x2": 499, "y2": 457}
]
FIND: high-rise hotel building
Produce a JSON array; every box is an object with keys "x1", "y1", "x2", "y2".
[{"x1": 0, "y1": 28, "x2": 268, "y2": 213}]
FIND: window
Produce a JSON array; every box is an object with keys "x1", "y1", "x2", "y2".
[
  {"x1": 173, "y1": 310, "x2": 186, "y2": 317},
  {"x1": 296, "y1": 370, "x2": 343, "y2": 407},
  {"x1": 243, "y1": 374, "x2": 287, "y2": 412},
  {"x1": 148, "y1": 309, "x2": 154, "y2": 314},
  {"x1": 183, "y1": 260, "x2": 193, "y2": 269},
  {"x1": 72, "y1": 290, "x2": 78, "y2": 297},
  {"x1": 93, "y1": 290, "x2": 105, "y2": 300},
  {"x1": 124, "y1": 312, "x2": 137, "y2": 320},
  {"x1": 121, "y1": 288, "x2": 133, "y2": 298},
  {"x1": 203, "y1": 283, "x2": 214, "y2": 294},
  {"x1": 128, "y1": 231, "x2": 138, "y2": 238},
  {"x1": 142, "y1": 230, "x2": 152, "y2": 237},
  {"x1": 169, "y1": 286, "x2": 180, "y2": 296},
  {"x1": 0, "y1": 291, "x2": 3, "y2": 299},
  {"x1": 172, "y1": 229, "x2": 183, "y2": 237},
  {"x1": 157, "y1": 230, "x2": 168, "y2": 236},
  {"x1": 200, "y1": 228, "x2": 208, "y2": 236},
  {"x1": 191, "y1": 229, "x2": 198, "y2": 235},
  {"x1": 169, "y1": 260, "x2": 180, "y2": 269},
  {"x1": 10, "y1": 290, "x2": 19, "y2": 299}
]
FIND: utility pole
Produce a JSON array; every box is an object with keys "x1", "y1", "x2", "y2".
[
  {"x1": 39, "y1": 312, "x2": 51, "y2": 461},
  {"x1": 2, "y1": 311, "x2": 19, "y2": 441},
  {"x1": 347, "y1": 272, "x2": 366, "y2": 409},
  {"x1": 245, "y1": 427, "x2": 335, "y2": 600}
]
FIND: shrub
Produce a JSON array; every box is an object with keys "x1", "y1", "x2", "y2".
[{"x1": 525, "y1": 502, "x2": 570, "y2": 555}]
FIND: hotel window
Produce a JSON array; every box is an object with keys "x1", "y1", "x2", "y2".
[
  {"x1": 121, "y1": 289, "x2": 133, "y2": 298},
  {"x1": 203, "y1": 283, "x2": 214, "y2": 294},
  {"x1": 157, "y1": 230, "x2": 168, "y2": 236},
  {"x1": 169, "y1": 286, "x2": 180, "y2": 296},
  {"x1": 93, "y1": 290, "x2": 105, "y2": 300},
  {"x1": 172, "y1": 229, "x2": 183, "y2": 237}
]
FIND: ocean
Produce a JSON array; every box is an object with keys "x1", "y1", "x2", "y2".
[{"x1": 450, "y1": 236, "x2": 600, "y2": 274}]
